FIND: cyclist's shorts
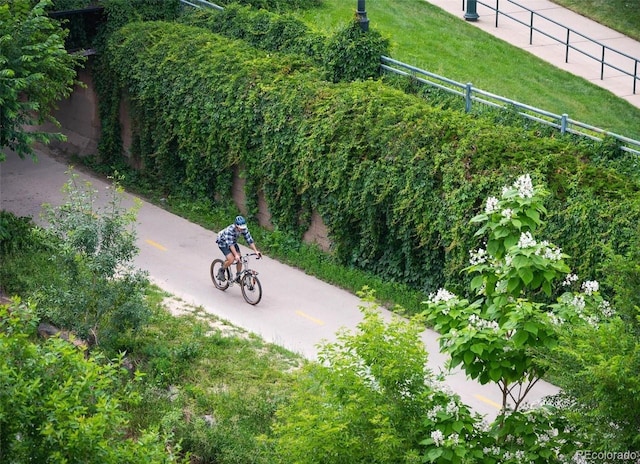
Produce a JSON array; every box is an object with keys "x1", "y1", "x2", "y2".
[{"x1": 219, "y1": 242, "x2": 240, "y2": 257}]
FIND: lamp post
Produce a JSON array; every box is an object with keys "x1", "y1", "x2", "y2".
[
  {"x1": 464, "y1": 0, "x2": 479, "y2": 21},
  {"x1": 357, "y1": 0, "x2": 369, "y2": 31}
]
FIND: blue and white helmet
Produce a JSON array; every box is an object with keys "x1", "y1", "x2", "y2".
[{"x1": 234, "y1": 215, "x2": 247, "y2": 230}]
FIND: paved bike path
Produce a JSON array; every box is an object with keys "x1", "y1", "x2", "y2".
[{"x1": 0, "y1": 150, "x2": 560, "y2": 418}]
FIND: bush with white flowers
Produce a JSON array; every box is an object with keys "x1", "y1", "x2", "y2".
[{"x1": 422, "y1": 174, "x2": 614, "y2": 463}]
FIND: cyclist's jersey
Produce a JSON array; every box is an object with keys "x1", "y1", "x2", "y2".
[{"x1": 216, "y1": 224, "x2": 255, "y2": 247}]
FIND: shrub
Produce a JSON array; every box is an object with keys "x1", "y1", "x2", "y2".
[
  {"x1": 37, "y1": 171, "x2": 150, "y2": 348},
  {"x1": 0, "y1": 300, "x2": 183, "y2": 463}
]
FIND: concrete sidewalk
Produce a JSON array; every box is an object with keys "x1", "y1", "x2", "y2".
[{"x1": 425, "y1": 0, "x2": 640, "y2": 109}]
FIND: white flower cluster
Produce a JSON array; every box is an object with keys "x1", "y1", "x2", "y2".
[
  {"x1": 446, "y1": 400, "x2": 460, "y2": 418},
  {"x1": 599, "y1": 300, "x2": 615, "y2": 318},
  {"x1": 502, "y1": 450, "x2": 527, "y2": 461},
  {"x1": 581, "y1": 280, "x2": 599, "y2": 295},
  {"x1": 483, "y1": 446, "x2": 502, "y2": 456},
  {"x1": 513, "y1": 173, "x2": 534, "y2": 198},
  {"x1": 562, "y1": 273, "x2": 579, "y2": 287},
  {"x1": 441, "y1": 330, "x2": 458, "y2": 348},
  {"x1": 504, "y1": 255, "x2": 513, "y2": 267},
  {"x1": 485, "y1": 196, "x2": 499, "y2": 214},
  {"x1": 501, "y1": 208, "x2": 514, "y2": 219},
  {"x1": 468, "y1": 314, "x2": 500, "y2": 332},
  {"x1": 559, "y1": 288, "x2": 615, "y2": 328},
  {"x1": 478, "y1": 423, "x2": 570, "y2": 463},
  {"x1": 431, "y1": 430, "x2": 444, "y2": 447},
  {"x1": 547, "y1": 312, "x2": 565, "y2": 326},
  {"x1": 426, "y1": 404, "x2": 443, "y2": 421},
  {"x1": 571, "y1": 295, "x2": 602, "y2": 328},
  {"x1": 571, "y1": 295, "x2": 586, "y2": 312},
  {"x1": 430, "y1": 430, "x2": 459, "y2": 447},
  {"x1": 517, "y1": 231, "x2": 537, "y2": 248},
  {"x1": 429, "y1": 288, "x2": 457, "y2": 304},
  {"x1": 535, "y1": 241, "x2": 563, "y2": 261},
  {"x1": 469, "y1": 248, "x2": 487, "y2": 265}
]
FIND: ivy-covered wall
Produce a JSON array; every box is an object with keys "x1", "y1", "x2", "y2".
[{"x1": 96, "y1": 18, "x2": 640, "y2": 296}]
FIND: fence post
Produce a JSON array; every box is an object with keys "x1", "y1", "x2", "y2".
[
  {"x1": 465, "y1": 83, "x2": 473, "y2": 113},
  {"x1": 561, "y1": 114, "x2": 568, "y2": 134},
  {"x1": 356, "y1": 0, "x2": 369, "y2": 32},
  {"x1": 464, "y1": 0, "x2": 479, "y2": 21},
  {"x1": 529, "y1": 12, "x2": 534, "y2": 44}
]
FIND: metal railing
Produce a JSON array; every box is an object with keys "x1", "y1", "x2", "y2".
[
  {"x1": 179, "y1": 0, "x2": 223, "y2": 11},
  {"x1": 463, "y1": 0, "x2": 640, "y2": 94},
  {"x1": 381, "y1": 56, "x2": 640, "y2": 156}
]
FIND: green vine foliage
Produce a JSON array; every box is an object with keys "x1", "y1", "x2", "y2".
[
  {"x1": 323, "y1": 19, "x2": 389, "y2": 83},
  {"x1": 180, "y1": 5, "x2": 389, "y2": 83},
  {"x1": 92, "y1": 0, "x2": 181, "y2": 165},
  {"x1": 213, "y1": 0, "x2": 321, "y2": 12},
  {"x1": 96, "y1": 19, "x2": 640, "y2": 303},
  {"x1": 180, "y1": 5, "x2": 324, "y2": 57}
]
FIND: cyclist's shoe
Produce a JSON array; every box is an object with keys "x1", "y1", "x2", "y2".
[
  {"x1": 234, "y1": 274, "x2": 242, "y2": 283},
  {"x1": 217, "y1": 268, "x2": 226, "y2": 282}
]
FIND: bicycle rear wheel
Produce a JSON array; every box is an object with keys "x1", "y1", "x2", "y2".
[
  {"x1": 210, "y1": 259, "x2": 230, "y2": 291},
  {"x1": 241, "y1": 273, "x2": 262, "y2": 305}
]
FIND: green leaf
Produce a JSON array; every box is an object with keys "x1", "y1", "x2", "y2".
[
  {"x1": 451, "y1": 420, "x2": 465, "y2": 433},
  {"x1": 470, "y1": 275, "x2": 484, "y2": 291},
  {"x1": 517, "y1": 267, "x2": 534, "y2": 285},
  {"x1": 426, "y1": 447, "x2": 443, "y2": 461},
  {"x1": 507, "y1": 277, "x2": 522, "y2": 293},
  {"x1": 493, "y1": 226, "x2": 510, "y2": 238},
  {"x1": 525, "y1": 207, "x2": 540, "y2": 222},
  {"x1": 463, "y1": 350, "x2": 475, "y2": 365},
  {"x1": 524, "y1": 321, "x2": 539, "y2": 335},
  {"x1": 504, "y1": 234, "x2": 518, "y2": 250},
  {"x1": 511, "y1": 330, "x2": 529, "y2": 347},
  {"x1": 470, "y1": 343, "x2": 484, "y2": 355},
  {"x1": 489, "y1": 368, "x2": 502, "y2": 382},
  {"x1": 512, "y1": 255, "x2": 529, "y2": 269}
]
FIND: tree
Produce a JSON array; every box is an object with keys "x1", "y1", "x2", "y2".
[
  {"x1": 0, "y1": 299, "x2": 185, "y2": 463},
  {"x1": 0, "y1": 0, "x2": 82, "y2": 161},
  {"x1": 421, "y1": 174, "x2": 619, "y2": 461}
]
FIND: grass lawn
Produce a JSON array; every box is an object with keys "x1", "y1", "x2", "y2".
[
  {"x1": 293, "y1": 0, "x2": 640, "y2": 140},
  {"x1": 550, "y1": 0, "x2": 640, "y2": 42}
]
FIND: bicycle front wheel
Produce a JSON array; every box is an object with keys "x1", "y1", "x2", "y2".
[
  {"x1": 241, "y1": 273, "x2": 262, "y2": 305},
  {"x1": 210, "y1": 259, "x2": 230, "y2": 291}
]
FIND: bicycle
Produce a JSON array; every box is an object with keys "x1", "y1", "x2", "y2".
[{"x1": 210, "y1": 253, "x2": 262, "y2": 305}]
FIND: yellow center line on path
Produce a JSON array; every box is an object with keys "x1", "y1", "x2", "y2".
[
  {"x1": 145, "y1": 239, "x2": 168, "y2": 251},
  {"x1": 474, "y1": 394, "x2": 502, "y2": 409},
  {"x1": 295, "y1": 310, "x2": 325, "y2": 326}
]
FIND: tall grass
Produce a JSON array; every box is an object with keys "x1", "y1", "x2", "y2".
[{"x1": 294, "y1": 0, "x2": 640, "y2": 140}]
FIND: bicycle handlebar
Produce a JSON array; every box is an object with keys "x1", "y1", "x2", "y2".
[{"x1": 232, "y1": 252, "x2": 261, "y2": 265}]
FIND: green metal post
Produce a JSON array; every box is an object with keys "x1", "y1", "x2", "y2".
[
  {"x1": 464, "y1": 0, "x2": 479, "y2": 21},
  {"x1": 357, "y1": 0, "x2": 369, "y2": 31}
]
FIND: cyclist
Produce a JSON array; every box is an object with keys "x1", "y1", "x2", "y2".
[{"x1": 216, "y1": 215, "x2": 261, "y2": 282}]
